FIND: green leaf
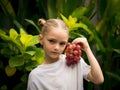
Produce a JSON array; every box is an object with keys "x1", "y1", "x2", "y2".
[
  {"x1": 61, "y1": 14, "x2": 93, "y2": 34},
  {"x1": 20, "y1": 34, "x2": 32, "y2": 47},
  {"x1": 57, "y1": 0, "x2": 80, "y2": 17},
  {"x1": 0, "y1": 0, "x2": 16, "y2": 18},
  {"x1": 25, "y1": 51, "x2": 36, "y2": 56},
  {"x1": 115, "y1": 13, "x2": 120, "y2": 25},
  {"x1": 0, "y1": 32, "x2": 11, "y2": 41},
  {"x1": 25, "y1": 61, "x2": 38, "y2": 71},
  {"x1": 85, "y1": 0, "x2": 97, "y2": 18},
  {"x1": 60, "y1": 13, "x2": 69, "y2": 25},
  {"x1": 0, "y1": 29, "x2": 6, "y2": 34},
  {"x1": 27, "y1": 35, "x2": 39, "y2": 46},
  {"x1": 20, "y1": 28, "x2": 27, "y2": 36},
  {"x1": 34, "y1": 48, "x2": 44, "y2": 64},
  {"x1": 0, "y1": 29, "x2": 25, "y2": 54},
  {"x1": 21, "y1": 74, "x2": 28, "y2": 83},
  {"x1": 9, "y1": 55, "x2": 25, "y2": 67},
  {"x1": 79, "y1": 16, "x2": 105, "y2": 52},
  {"x1": 47, "y1": 0, "x2": 57, "y2": 18},
  {"x1": 25, "y1": 19, "x2": 40, "y2": 33},
  {"x1": 9, "y1": 28, "x2": 18, "y2": 40},
  {"x1": 20, "y1": 35, "x2": 39, "y2": 48},
  {"x1": 5, "y1": 65, "x2": 16, "y2": 76},
  {"x1": 60, "y1": 14, "x2": 79, "y2": 31},
  {"x1": 106, "y1": 71, "x2": 120, "y2": 81},
  {"x1": 77, "y1": 22, "x2": 93, "y2": 35},
  {"x1": 0, "y1": 85, "x2": 7, "y2": 90},
  {"x1": 113, "y1": 49, "x2": 120, "y2": 54},
  {"x1": 13, "y1": 20, "x2": 23, "y2": 29},
  {"x1": 72, "y1": 7, "x2": 87, "y2": 18}
]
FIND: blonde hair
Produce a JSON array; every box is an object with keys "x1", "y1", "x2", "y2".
[{"x1": 38, "y1": 18, "x2": 69, "y2": 35}]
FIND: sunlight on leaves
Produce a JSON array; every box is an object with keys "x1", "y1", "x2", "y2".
[
  {"x1": 9, "y1": 28, "x2": 18, "y2": 40},
  {"x1": 20, "y1": 34, "x2": 32, "y2": 47},
  {"x1": 20, "y1": 28, "x2": 27, "y2": 35}
]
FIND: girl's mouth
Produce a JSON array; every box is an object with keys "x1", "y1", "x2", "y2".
[{"x1": 51, "y1": 52, "x2": 59, "y2": 55}]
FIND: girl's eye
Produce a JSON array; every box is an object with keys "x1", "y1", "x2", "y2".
[
  {"x1": 60, "y1": 42, "x2": 66, "y2": 46},
  {"x1": 48, "y1": 39, "x2": 55, "y2": 43}
]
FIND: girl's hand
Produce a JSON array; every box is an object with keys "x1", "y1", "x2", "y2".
[{"x1": 72, "y1": 37, "x2": 90, "y2": 52}]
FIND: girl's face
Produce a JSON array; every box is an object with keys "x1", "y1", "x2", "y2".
[{"x1": 39, "y1": 28, "x2": 69, "y2": 63}]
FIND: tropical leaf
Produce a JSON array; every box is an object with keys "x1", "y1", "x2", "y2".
[
  {"x1": 113, "y1": 49, "x2": 120, "y2": 54},
  {"x1": 9, "y1": 55, "x2": 25, "y2": 67},
  {"x1": 106, "y1": 71, "x2": 120, "y2": 81},
  {"x1": 20, "y1": 28, "x2": 27, "y2": 35},
  {"x1": 25, "y1": 51, "x2": 36, "y2": 56},
  {"x1": 26, "y1": 35, "x2": 39, "y2": 47},
  {"x1": 25, "y1": 19, "x2": 40, "y2": 33},
  {"x1": 0, "y1": 31, "x2": 11, "y2": 41},
  {"x1": 72, "y1": 7, "x2": 87, "y2": 18},
  {"x1": 9, "y1": 28, "x2": 18, "y2": 40},
  {"x1": 20, "y1": 35, "x2": 39, "y2": 48},
  {"x1": 0, "y1": 29, "x2": 6, "y2": 34},
  {"x1": 60, "y1": 14, "x2": 93, "y2": 35},
  {"x1": 0, "y1": 0, "x2": 16, "y2": 18},
  {"x1": 20, "y1": 34, "x2": 32, "y2": 47},
  {"x1": 5, "y1": 65, "x2": 16, "y2": 77},
  {"x1": 34, "y1": 48, "x2": 44, "y2": 64},
  {"x1": 85, "y1": 0, "x2": 97, "y2": 18}
]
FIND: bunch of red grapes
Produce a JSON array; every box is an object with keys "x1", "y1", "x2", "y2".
[{"x1": 65, "y1": 43, "x2": 82, "y2": 67}]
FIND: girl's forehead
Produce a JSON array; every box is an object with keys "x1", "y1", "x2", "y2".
[
  {"x1": 50, "y1": 28, "x2": 68, "y2": 35},
  {"x1": 45, "y1": 28, "x2": 69, "y2": 40}
]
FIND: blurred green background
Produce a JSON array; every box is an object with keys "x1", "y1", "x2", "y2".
[{"x1": 0, "y1": 0, "x2": 120, "y2": 90}]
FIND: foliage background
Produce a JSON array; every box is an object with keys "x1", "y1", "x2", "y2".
[{"x1": 0, "y1": 0, "x2": 120, "y2": 90}]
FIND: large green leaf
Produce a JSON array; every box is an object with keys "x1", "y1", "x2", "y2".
[
  {"x1": 25, "y1": 51, "x2": 36, "y2": 56},
  {"x1": 20, "y1": 28, "x2": 27, "y2": 35},
  {"x1": 20, "y1": 34, "x2": 32, "y2": 46},
  {"x1": 20, "y1": 35, "x2": 39, "y2": 48},
  {"x1": 60, "y1": 14, "x2": 93, "y2": 38},
  {"x1": 78, "y1": 16, "x2": 105, "y2": 52},
  {"x1": 106, "y1": 71, "x2": 120, "y2": 81},
  {"x1": 0, "y1": 29, "x2": 25, "y2": 54},
  {"x1": 27, "y1": 35, "x2": 39, "y2": 46},
  {"x1": 72, "y1": 7, "x2": 87, "y2": 18},
  {"x1": 113, "y1": 49, "x2": 120, "y2": 54},
  {"x1": 0, "y1": 31, "x2": 11, "y2": 41},
  {"x1": 85, "y1": 0, "x2": 97, "y2": 18},
  {"x1": 60, "y1": 0, "x2": 81, "y2": 17},
  {"x1": 25, "y1": 19, "x2": 40, "y2": 33},
  {"x1": 0, "y1": 0, "x2": 16, "y2": 19},
  {"x1": 9, "y1": 28, "x2": 18, "y2": 40},
  {"x1": 34, "y1": 48, "x2": 44, "y2": 64},
  {"x1": 47, "y1": 0, "x2": 82, "y2": 18},
  {"x1": 9, "y1": 55, "x2": 25, "y2": 67},
  {"x1": 47, "y1": 0, "x2": 57, "y2": 18}
]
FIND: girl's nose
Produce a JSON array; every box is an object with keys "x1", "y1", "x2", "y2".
[{"x1": 54, "y1": 44, "x2": 60, "y2": 50}]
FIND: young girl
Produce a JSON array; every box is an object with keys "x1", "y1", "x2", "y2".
[{"x1": 27, "y1": 19, "x2": 104, "y2": 90}]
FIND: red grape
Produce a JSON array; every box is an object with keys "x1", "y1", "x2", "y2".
[{"x1": 65, "y1": 43, "x2": 82, "y2": 67}]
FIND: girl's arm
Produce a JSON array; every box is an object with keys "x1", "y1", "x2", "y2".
[{"x1": 72, "y1": 38, "x2": 104, "y2": 84}]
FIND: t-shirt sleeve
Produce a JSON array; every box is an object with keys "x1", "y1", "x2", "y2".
[
  {"x1": 27, "y1": 71, "x2": 40, "y2": 90},
  {"x1": 80, "y1": 58, "x2": 91, "y2": 81},
  {"x1": 27, "y1": 73, "x2": 35, "y2": 90}
]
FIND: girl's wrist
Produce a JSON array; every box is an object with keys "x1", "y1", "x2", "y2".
[{"x1": 85, "y1": 46, "x2": 92, "y2": 54}]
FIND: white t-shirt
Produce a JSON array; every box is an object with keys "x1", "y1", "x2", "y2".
[{"x1": 27, "y1": 54, "x2": 91, "y2": 90}]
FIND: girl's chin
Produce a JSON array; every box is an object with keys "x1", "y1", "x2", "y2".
[
  {"x1": 49, "y1": 55, "x2": 60, "y2": 61},
  {"x1": 51, "y1": 56, "x2": 60, "y2": 60}
]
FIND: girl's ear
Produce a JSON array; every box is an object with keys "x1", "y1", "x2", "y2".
[{"x1": 38, "y1": 34, "x2": 43, "y2": 45}]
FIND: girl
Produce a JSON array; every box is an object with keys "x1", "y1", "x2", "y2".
[{"x1": 27, "y1": 19, "x2": 104, "y2": 90}]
